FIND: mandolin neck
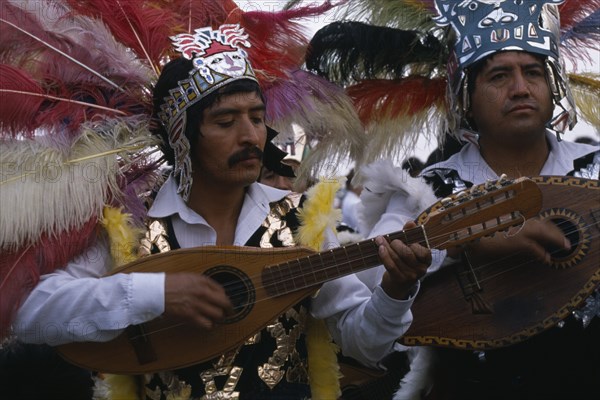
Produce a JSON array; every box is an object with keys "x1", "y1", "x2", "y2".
[{"x1": 262, "y1": 227, "x2": 428, "y2": 297}]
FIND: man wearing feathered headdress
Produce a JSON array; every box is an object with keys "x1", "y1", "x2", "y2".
[
  {"x1": 8, "y1": 21, "x2": 432, "y2": 400},
  {"x1": 306, "y1": 0, "x2": 599, "y2": 399},
  {"x1": 416, "y1": 2, "x2": 600, "y2": 397}
]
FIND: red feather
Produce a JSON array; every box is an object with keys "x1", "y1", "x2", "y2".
[
  {"x1": 0, "y1": 218, "x2": 98, "y2": 339},
  {"x1": 65, "y1": 0, "x2": 178, "y2": 69},
  {"x1": 559, "y1": 0, "x2": 600, "y2": 31},
  {"x1": 347, "y1": 77, "x2": 447, "y2": 125},
  {"x1": 0, "y1": 65, "x2": 44, "y2": 138},
  {"x1": 163, "y1": 0, "x2": 230, "y2": 32},
  {"x1": 226, "y1": 1, "x2": 344, "y2": 82}
]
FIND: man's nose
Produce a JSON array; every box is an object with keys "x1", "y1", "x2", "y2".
[
  {"x1": 510, "y1": 71, "x2": 532, "y2": 97},
  {"x1": 238, "y1": 116, "x2": 261, "y2": 145}
]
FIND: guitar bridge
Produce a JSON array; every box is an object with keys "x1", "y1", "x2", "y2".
[
  {"x1": 126, "y1": 324, "x2": 157, "y2": 365},
  {"x1": 456, "y1": 252, "x2": 493, "y2": 314}
]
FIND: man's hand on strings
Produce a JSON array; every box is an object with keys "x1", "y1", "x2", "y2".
[
  {"x1": 377, "y1": 221, "x2": 431, "y2": 300},
  {"x1": 163, "y1": 273, "x2": 234, "y2": 330},
  {"x1": 465, "y1": 218, "x2": 570, "y2": 264}
]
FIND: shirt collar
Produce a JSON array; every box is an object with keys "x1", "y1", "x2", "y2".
[
  {"x1": 423, "y1": 130, "x2": 598, "y2": 181},
  {"x1": 147, "y1": 174, "x2": 293, "y2": 225}
]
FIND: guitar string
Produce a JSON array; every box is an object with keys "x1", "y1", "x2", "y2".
[
  {"x1": 128, "y1": 216, "x2": 544, "y2": 340},
  {"x1": 454, "y1": 217, "x2": 600, "y2": 292},
  {"x1": 213, "y1": 220, "x2": 520, "y2": 296},
  {"x1": 200, "y1": 178, "x2": 532, "y2": 296},
  {"x1": 130, "y1": 219, "x2": 599, "y2": 341},
  {"x1": 124, "y1": 223, "x2": 490, "y2": 340},
  {"x1": 130, "y1": 194, "x2": 599, "y2": 340},
  {"x1": 196, "y1": 178, "x2": 539, "y2": 297}
]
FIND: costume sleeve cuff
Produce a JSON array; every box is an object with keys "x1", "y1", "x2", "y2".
[
  {"x1": 374, "y1": 280, "x2": 420, "y2": 319},
  {"x1": 129, "y1": 272, "x2": 165, "y2": 324}
]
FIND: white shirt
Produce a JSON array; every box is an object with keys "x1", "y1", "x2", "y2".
[
  {"x1": 14, "y1": 175, "x2": 417, "y2": 368},
  {"x1": 341, "y1": 190, "x2": 361, "y2": 232},
  {"x1": 423, "y1": 132, "x2": 599, "y2": 184}
]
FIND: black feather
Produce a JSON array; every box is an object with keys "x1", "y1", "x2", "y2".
[{"x1": 306, "y1": 21, "x2": 445, "y2": 86}]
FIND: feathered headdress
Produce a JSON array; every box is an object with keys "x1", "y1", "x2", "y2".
[
  {"x1": 0, "y1": 0, "x2": 361, "y2": 342},
  {"x1": 305, "y1": 0, "x2": 600, "y2": 164}
]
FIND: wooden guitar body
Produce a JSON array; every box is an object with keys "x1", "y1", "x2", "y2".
[
  {"x1": 400, "y1": 176, "x2": 600, "y2": 350},
  {"x1": 58, "y1": 246, "x2": 318, "y2": 374},
  {"x1": 56, "y1": 176, "x2": 543, "y2": 373}
]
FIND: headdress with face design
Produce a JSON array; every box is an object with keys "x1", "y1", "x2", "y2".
[
  {"x1": 433, "y1": 0, "x2": 577, "y2": 140},
  {"x1": 156, "y1": 24, "x2": 260, "y2": 200}
]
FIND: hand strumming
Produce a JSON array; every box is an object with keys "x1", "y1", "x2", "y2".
[{"x1": 163, "y1": 273, "x2": 234, "y2": 330}]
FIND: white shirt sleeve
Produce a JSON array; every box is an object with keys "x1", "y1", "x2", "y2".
[
  {"x1": 311, "y1": 224, "x2": 419, "y2": 369},
  {"x1": 313, "y1": 188, "x2": 452, "y2": 369},
  {"x1": 13, "y1": 238, "x2": 165, "y2": 345}
]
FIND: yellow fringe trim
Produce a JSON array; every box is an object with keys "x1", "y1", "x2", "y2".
[
  {"x1": 101, "y1": 206, "x2": 142, "y2": 267},
  {"x1": 296, "y1": 178, "x2": 344, "y2": 400}
]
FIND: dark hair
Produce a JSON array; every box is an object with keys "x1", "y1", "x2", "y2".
[{"x1": 151, "y1": 57, "x2": 263, "y2": 166}]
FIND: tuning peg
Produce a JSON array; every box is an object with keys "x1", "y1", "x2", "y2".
[
  {"x1": 441, "y1": 197, "x2": 453, "y2": 208},
  {"x1": 497, "y1": 174, "x2": 512, "y2": 186},
  {"x1": 456, "y1": 191, "x2": 470, "y2": 202}
]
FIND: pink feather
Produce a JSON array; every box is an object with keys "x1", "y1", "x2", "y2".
[{"x1": 0, "y1": 218, "x2": 98, "y2": 339}]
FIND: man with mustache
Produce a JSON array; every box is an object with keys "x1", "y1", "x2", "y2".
[{"x1": 12, "y1": 24, "x2": 431, "y2": 399}]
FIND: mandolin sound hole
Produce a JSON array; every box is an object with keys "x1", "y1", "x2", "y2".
[
  {"x1": 205, "y1": 265, "x2": 255, "y2": 324},
  {"x1": 547, "y1": 217, "x2": 580, "y2": 260}
]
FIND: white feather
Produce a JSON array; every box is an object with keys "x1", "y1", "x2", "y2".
[
  {"x1": 356, "y1": 159, "x2": 437, "y2": 235},
  {"x1": 0, "y1": 117, "x2": 157, "y2": 250},
  {"x1": 393, "y1": 346, "x2": 436, "y2": 400}
]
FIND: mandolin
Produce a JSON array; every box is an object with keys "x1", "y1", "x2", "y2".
[
  {"x1": 400, "y1": 176, "x2": 600, "y2": 350},
  {"x1": 57, "y1": 176, "x2": 542, "y2": 374}
]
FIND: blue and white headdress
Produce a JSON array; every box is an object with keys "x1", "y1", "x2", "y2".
[{"x1": 433, "y1": 0, "x2": 577, "y2": 138}]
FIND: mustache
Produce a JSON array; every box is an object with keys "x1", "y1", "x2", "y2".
[{"x1": 228, "y1": 146, "x2": 263, "y2": 167}]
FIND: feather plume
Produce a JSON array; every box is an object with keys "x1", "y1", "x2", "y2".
[
  {"x1": 306, "y1": 21, "x2": 444, "y2": 86},
  {"x1": 345, "y1": 77, "x2": 446, "y2": 164},
  {"x1": 336, "y1": 0, "x2": 436, "y2": 31},
  {"x1": 101, "y1": 207, "x2": 143, "y2": 267},
  {"x1": 0, "y1": 2, "x2": 153, "y2": 137},
  {"x1": 0, "y1": 65, "x2": 44, "y2": 136},
  {"x1": 294, "y1": 177, "x2": 344, "y2": 400},
  {"x1": 0, "y1": 218, "x2": 97, "y2": 339},
  {"x1": 264, "y1": 70, "x2": 367, "y2": 185},
  {"x1": 561, "y1": 9, "x2": 600, "y2": 63},
  {"x1": 347, "y1": 77, "x2": 446, "y2": 124},
  {"x1": 559, "y1": 0, "x2": 600, "y2": 32},
  {"x1": 65, "y1": 0, "x2": 179, "y2": 74},
  {"x1": 227, "y1": 1, "x2": 345, "y2": 83},
  {"x1": 164, "y1": 0, "x2": 229, "y2": 32},
  {"x1": 0, "y1": 117, "x2": 158, "y2": 251},
  {"x1": 569, "y1": 73, "x2": 600, "y2": 130}
]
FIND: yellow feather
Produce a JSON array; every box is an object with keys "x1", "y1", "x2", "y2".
[
  {"x1": 295, "y1": 178, "x2": 344, "y2": 400},
  {"x1": 569, "y1": 73, "x2": 600, "y2": 130},
  {"x1": 101, "y1": 206, "x2": 143, "y2": 268},
  {"x1": 102, "y1": 373, "x2": 139, "y2": 400},
  {"x1": 296, "y1": 178, "x2": 343, "y2": 251}
]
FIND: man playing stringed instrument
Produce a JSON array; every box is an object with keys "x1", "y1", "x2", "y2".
[
  {"x1": 302, "y1": 0, "x2": 599, "y2": 398},
  {"x1": 361, "y1": 1, "x2": 600, "y2": 399},
  {"x1": 10, "y1": 24, "x2": 432, "y2": 399}
]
